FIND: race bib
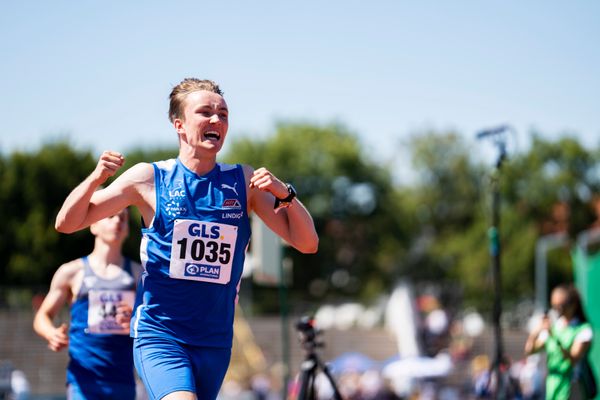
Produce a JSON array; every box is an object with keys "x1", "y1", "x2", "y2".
[
  {"x1": 87, "y1": 289, "x2": 135, "y2": 335},
  {"x1": 169, "y1": 219, "x2": 238, "y2": 284}
]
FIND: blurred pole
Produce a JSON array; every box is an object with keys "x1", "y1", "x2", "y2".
[
  {"x1": 477, "y1": 126, "x2": 508, "y2": 399},
  {"x1": 279, "y1": 257, "x2": 290, "y2": 399},
  {"x1": 489, "y1": 167, "x2": 506, "y2": 399}
]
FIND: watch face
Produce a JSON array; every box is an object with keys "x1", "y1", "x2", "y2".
[{"x1": 284, "y1": 184, "x2": 297, "y2": 202}]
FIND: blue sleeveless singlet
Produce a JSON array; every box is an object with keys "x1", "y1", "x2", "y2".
[
  {"x1": 132, "y1": 159, "x2": 251, "y2": 348},
  {"x1": 67, "y1": 256, "x2": 136, "y2": 386}
]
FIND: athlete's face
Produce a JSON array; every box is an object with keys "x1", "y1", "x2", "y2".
[
  {"x1": 91, "y1": 209, "x2": 129, "y2": 245},
  {"x1": 174, "y1": 90, "x2": 229, "y2": 154}
]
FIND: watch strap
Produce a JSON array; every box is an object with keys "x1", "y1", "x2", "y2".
[{"x1": 274, "y1": 183, "x2": 296, "y2": 212}]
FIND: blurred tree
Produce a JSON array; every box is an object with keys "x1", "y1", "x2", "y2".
[
  {"x1": 0, "y1": 144, "x2": 178, "y2": 290},
  {"x1": 0, "y1": 142, "x2": 95, "y2": 286},
  {"x1": 401, "y1": 132, "x2": 490, "y2": 306},
  {"x1": 222, "y1": 122, "x2": 410, "y2": 311},
  {"x1": 404, "y1": 132, "x2": 600, "y2": 309},
  {"x1": 500, "y1": 135, "x2": 600, "y2": 293},
  {"x1": 1, "y1": 131, "x2": 598, "y2": 315}
]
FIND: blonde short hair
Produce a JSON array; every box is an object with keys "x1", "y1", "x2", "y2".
[{"x1": 168, "y1": 78, "x2": 223, "y2": 123}]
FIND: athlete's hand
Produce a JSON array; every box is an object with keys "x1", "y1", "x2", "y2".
[
  {"x1": 47, "y1": 323, "x2": 69, "y2": 352},
  {"x1": 115, "y1": 303, "x2": 133, "y2": 330},
  {"x1": 249, "y1": 168, "x2": 288, "y2": 199},
  {"x1": 90, "y1": 151, "x2": 125, "y2": 184}
]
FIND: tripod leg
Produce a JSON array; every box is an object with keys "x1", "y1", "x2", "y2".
[
  {"x1": 297, "y1": 358, "x2": 317, "y2": 400},
  {"x1": 318, "y1": 361, "x2": 344, "y2": 400}
]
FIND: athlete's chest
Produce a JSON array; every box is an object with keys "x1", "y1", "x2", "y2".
[{"x1": 160, "y1": 171, "x2": 246, "y2": 223}]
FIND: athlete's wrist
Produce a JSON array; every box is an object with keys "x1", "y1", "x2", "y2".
[{"x1": 274, "y1": 183, "x2": 297, "y2": 212}]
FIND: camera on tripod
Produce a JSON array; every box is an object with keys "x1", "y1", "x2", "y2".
[
  {"x1": 295, "y1": 316, "x2": 322, "y2": 348},
  {"x1": 293, "y1": 316, "x2": 343, "y2": 400}
]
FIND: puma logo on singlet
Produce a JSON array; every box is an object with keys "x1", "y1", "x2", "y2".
[{"x1": 221, "y1": 182, "x2": 239, "y2": 196}]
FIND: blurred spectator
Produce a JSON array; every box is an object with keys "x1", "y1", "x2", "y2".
[
  {"x1": 218, "y1": 379, "x2": 254, "y2": 400},
  {"x1": 448, "y1": 320, "x2": 474, "y2": 361},
  {"x1": 471, "y1": 354, "x2": 492, "y2": 398},
  {"x1": 525, "y1": 283, "x2": 595, "y2": 399},
  {"x1": 9, "y1": 369, "x2": 30, "y2": 400},
  {"x1": 0, "y1": 361, "x2": 30, "y2": 400},
  {"x1": 510, "y1": 355, "x2": 544, "y2": 400},
  {"x1": 471, "y1": 355, "x2": 522, "y2": 399},
  {"x1": 358, "y1": 370, "x2": 383, "y2": 399},
  {"x1": 416, "y1": 294, "x2": 451, "y2": 357},
  {"x1": 251, "y1": 373, "x2": 275, "y2": 400}
]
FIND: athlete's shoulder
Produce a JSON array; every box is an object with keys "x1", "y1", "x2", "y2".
[
  {"x1": 51, "y1": 258, "x2": 85, "y2": 288},
  {"x1": 153, "y1": 159, "x2": 177, "y2": 171},
  {"x1": 240, "y1": 164, "x2": 254, "y2": 180},
  {"x1": 58, "y1": 258, "x2": 85, "y2": 275},
  {"x1": 124, "y1": 162, "x2": 156, "y2": 181},
  {"x1": 106, "y1": 162, "x2": 155, "y2": 196},
  {"x1": 217, "y1": 162, "x2": 242, "y2": 171}
]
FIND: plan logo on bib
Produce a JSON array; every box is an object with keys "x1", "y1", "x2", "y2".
[{"x1": 185, "y1": 263, "x2": 221, "y2": 280}]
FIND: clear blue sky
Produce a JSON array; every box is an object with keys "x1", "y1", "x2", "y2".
[{"x1": 1, "y1": 1, "x2": 599, "y2": 181}]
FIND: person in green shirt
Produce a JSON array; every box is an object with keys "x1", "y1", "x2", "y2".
[{"x1": 525, "y1": 283, "x2": 594, "y2": 399}]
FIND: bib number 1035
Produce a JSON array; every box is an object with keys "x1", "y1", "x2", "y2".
[{"x1": 169, "y1": 219, "x2": 238, "y2": 284}]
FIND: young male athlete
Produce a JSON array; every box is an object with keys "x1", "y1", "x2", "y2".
[
  {"x1": 54, "y1": 78, "x2": 319, "y2": 400},
  {"x1": 34, "y1": 208, "x2": 142, "y2": 399}
]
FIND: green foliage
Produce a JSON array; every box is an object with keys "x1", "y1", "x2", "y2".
[
  {"x1": 399, "y1": 132, "x2": 488, "y2": 303},
  {"x1": 502, "y1": 135, "x2": 599, "y2": 238},
  {"x1": 1, "y1": 128, "x2": 598, "y2": 316},
  {"x1": 0, "y1": 143, "x2": 180, "y2": 288},
  {"x1": 497, "y1": 135, "x2": 599, "y2": 304},
  {"x1": 405, "y1": 131, "x2": 600, "y2": 309},
  {"x1": 223, "y1": 122, "x2": 409, "y2": 307},
  {"x1": 0, "y1": 142, "x2": 96, "y2": 285}
]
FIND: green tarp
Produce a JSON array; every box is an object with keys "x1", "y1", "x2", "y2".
[{"x1": 573, "y1": 246, "x2": 600, "y2": 399}]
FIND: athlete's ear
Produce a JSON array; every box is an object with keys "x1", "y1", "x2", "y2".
[
  {"x1": 174, "y1": 118, "x2": 185, "y2": 134},
  {"x1": 174, "y1": 119, "x2": 188, "y2": 144}
]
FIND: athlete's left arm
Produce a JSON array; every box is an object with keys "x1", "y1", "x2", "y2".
[{"x1": 245, "y1": 165, "x2": 318, "y2": 254}]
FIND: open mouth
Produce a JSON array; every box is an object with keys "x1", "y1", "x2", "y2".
[{"x1": 203, "y1": 131, "x2": 221, "y2": 141}]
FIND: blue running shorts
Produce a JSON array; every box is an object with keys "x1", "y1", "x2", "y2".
[
  {"x1": 67, "y1": 381, "x2": 135, "y2": 400},
  {"x1": 133, "y1": 336, "x2": 231, "y2": 400}
]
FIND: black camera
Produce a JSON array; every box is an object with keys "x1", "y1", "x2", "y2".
[
  {"x1": 296, "y1": 316, "x2": 315, "y2": 332},
  {"x1": 296, "y1": 316, "x2": 321, "y2": 345},
  {"x1": 293, "y1": 316, "x2": 343, "y2": 399}
]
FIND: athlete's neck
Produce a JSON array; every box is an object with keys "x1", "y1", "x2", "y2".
[
  {"x1": 179, "y1": 151, "x2": 217, "y2": 176},
  {"x1": 89, "y1": 240, "x2": 124, "y2": 270}
]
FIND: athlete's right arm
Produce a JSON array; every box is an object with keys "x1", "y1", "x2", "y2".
[
  {"x1": 55, "y1": 151, "x2": 155, "y2": 233},
  {"x1": 33, "y1": 262, "x2": 79, "y2": 352}
]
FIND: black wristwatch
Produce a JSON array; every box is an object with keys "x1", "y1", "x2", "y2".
[{"x1": 274, "y1": 183, "x2": 297, "y2": 211}]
